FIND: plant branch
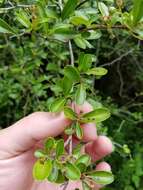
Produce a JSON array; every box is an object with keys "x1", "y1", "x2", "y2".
[
  {"x1": 80, "y1": 24, "x2": 128, "y2": 31},
  {"x1": 101, "y1": 49, "x2": 133, "y2": 67},
  {"x1": 68, "y1": 40, "x2": 74, "y2": 66},
  {"x1": 0, "y1": 4, "x2": 34, "y2": 11}
]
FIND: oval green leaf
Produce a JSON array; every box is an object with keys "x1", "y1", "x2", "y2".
[
  {"x1": 75, "y1": 84, "x2": 86, "y2": 105},
  {"x1": 75, "y1": 154, "x2": 91, "y2": 166},
  {"x1": 48, "y1": 166, "x2": 59, "y2": 182},
  {"x1": 81, "y1": 108, "x2": 111, "y2": 123},
  {"x1": 64, "y1": 107, "x2": 77, "y2": 120},
  {"x1": 34, "y1": 150, "x2": 46, "y2": 158},
  {"x1": 61, "y1": 0, "x2": 79, "y2": 20},
  {"x1": 65, "y1": 162, "x2": 81, "y2": 180},
  {"x1": 82, "y1": 181, "x2": 91, "y2": 190},
  {"x1": 86, "y1": 67, "x2": 108, "y2": 76},
  {"x1": 75, "y1": 122, "x2": 83, "y2": 139},
  {"x1": 44, "y1": 137, "x2": 55, "y2": 152},
  {"x1": 56, "y1": 139, "x2": 64, "y2": 158},
  {"x1": 49, "y1": 98, "x2": 66, "y2": 112},
  {"x1": 78, "y1": 53, "x2": 93, "y2": 72},
  {"x1": 98, "y1": 2, "x2": 109, "y2": 17},
  {"x1": 87, "y1": 171, "x2": 114, "y2": 185},
  {"x1": 33, "y1": 160, "x2": 52, "y2": 181},
  {"x1": 64, "y1": 66, "x2": 80, "y2": 83}
]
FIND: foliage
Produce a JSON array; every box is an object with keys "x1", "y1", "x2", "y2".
[{"x1": 0, "y1": 0, "x2": 143, "y2": 189}]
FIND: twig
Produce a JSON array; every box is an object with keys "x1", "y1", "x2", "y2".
[
  {"x1": 101, "y1": 49, "x2": 133, "y2": 67},
  {"x1": 68, "y1": 40, "x2": 74, "y2": 66},
  {"x1": 117, "y1": 63, "x2": 124, "y2": 97},
  {"x1": 0, "y1": 4, "x2": 34, "y2": 11},
  {"x1": 60, "y1": 181, "x2": 69, "y2": 190},
  {"x1": 76, "y1": 0, "x2": 88, "y2": 9},
  {"x1": 80, "y1": 24, "x2": 128, "y2": 31}
]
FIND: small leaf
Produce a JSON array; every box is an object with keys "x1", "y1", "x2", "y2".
[
  {"x1": 73, "y1": 143, "x2": 83, "y2": 158},
  {"x1": 62, "y1": 76, "x2": 73, "y2": 95},
  {"x1": 82, "y1": 181, "x2": 91, "y2": 190},
  {"x1": 81, "y1": 108, "x2": 111, "y2": 123},
  {"x1": 33, "y1": 160, "x2": 52, "y2": 180},
  {"x1": 61, "y1": 0, "x2": 79, "y2": 20},
  {"x1": 70, "y1": 15, "x2": 90, "y2": 26},
  {"x1": 56, "y1": 171, "x2": 66, "y2": 184},
  {"x1": 86, "y1": 67, "x2": 108, "y2": 76},
  {"x1": 65, "y1": 162, "x2": 81, "y2": 180},
  {"x1": 56, "y1": 139, "x2": 64, "y2": 158},
  {"x1": 98, "y1": 2, "x2": 109, "y2": 17},
  {"x1": 50, "y1": 98, "x2": 66, "y2": 112},
  {"x1": 44, "y1": 137, "x2": 55, "y2": 152},
  {"x1": 64, "y1": 66, "x2": 80, "y2": 83},
  {"x1": 87, "y1": 171, "x2": 114, "y2": 185},
  {"x1": 75, "y1": 84, "x2": 86, "y2": 105},
  {"x1": 64, "y1": 107, "x2": 77, "y2": 120},
  {"x1": 48, "y1": 166, "x2": 59, "y2": 182},
  {"x1": 15, "y1": 10, "x2": 31, "y2": 28},
  {"x1": 132, "y1": 0, "x2": 143, "y2": 25},
  {"x1": 0, "y1": 18, "x2": 16, "y2": 34},
  {"x1": 34, "y1": 150, "x2": 46, "y2": 158},
  {"x1": 65, "y1": 126, "x2": 75, "y2": 135},
  {"x1": 78, "y1": 53, "x2": 93, "y2": 72},
  {"x1": 75, "y1": 154, "x2": 91, "y2": 166},
  {"x1": 75, "y1": 122, "x2": 83, "y2": 139},
  {"x1": 76, "y1": 163, "x2": 87, "y2": 172},
  {"x1": 74, "y1": 36, "x2": 87, "y2": 49}
]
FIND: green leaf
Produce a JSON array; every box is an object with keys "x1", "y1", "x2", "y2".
[
  {"x1": 82, "y1": 181, "x2": 91, "y2": 190},
  {"x1": 64, "y1": 66, "x2": 80, "y2": 83},
  {"x1": 33, "y1": 160, "x2": 52, "y2": 180},
  {"x1": 87, "y1": 171, "x2": 114, "y2": 185},
  {"x1": 56, "y1": 171, "x2": 66, "y2": 184},
  {"x1": 50, "y1": 98, "x2": 66, "y2": 112},
  {"x1": 34, "y1": 150, "x2": 46, "y2": 158},
  {"x1": 78, "y1": 53, "x2": 93, "y2": 72},
  {"x1": 61, "y1": 0, "x2": 79, "y2": 20},
  {"x1": 75, "y1": 84, "x2": 86, "y2": 105},
  {"x1": 75, "y1": 154, "x2": 91, "y2": 166},
  {"x1": 86, "y1": 67, "x2": 108, "y2": 76},
  {"x1": 76, "y1": 163, "x2": 87, "y2": 172},
  {"x1": 70, "y1": 15, "x2": 90, "y2": 26},
  {"x1": 56, "y1": 139, "x2": 64, "y2": 158},
  {"x1": 75, "y1": 122, "x2": 83, "y2": 139},
  {"x1": 74, "y1": 35, "x2": 87, "y2": 49},
  {"x1": 81, "y1": 108, "x2": 111, "y2": 123},
  {"x1": 132, "y1": 0, "x2": 143, "y2": 25},
  {"x1": 64, "y1": 107, "x2": 77, "y2": 120},
  {"x1": 0, "y1": 18, "x2": 16, "y2": 34},
  {"x1": 48, "y1": 166, "x2": 59, "y2": 182},
  {"x1": 44, "y1": 137, "x2": 55, "y2": 152},
  {"x1": 65, "y1": 162, "x2": 81, "y2": 180},
  {"x1": 62, "y1": 76, "x2": 73, "y2": 95},
  {"x1": 65, "y1": 126, "x2": 75, "y2": 135},
  {"x1": 73, "y1": 143, "x2": 83, "y2": 159},
  {"x1": 98, "y1": 2, "x2": 109, "y2": 17},
  {"x1": 15, "y1": 10, "x2": 31, "y2": 29}
]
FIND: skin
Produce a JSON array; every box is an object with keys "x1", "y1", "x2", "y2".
[{"x1": 0, "y1": 102, "x2": 113, "y2": 190}]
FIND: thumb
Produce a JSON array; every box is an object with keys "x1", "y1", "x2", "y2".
[{"x1": 0, "y1": 112, "x2": 70, "y2": 159}]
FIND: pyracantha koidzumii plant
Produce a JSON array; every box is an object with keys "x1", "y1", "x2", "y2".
[{"x1": 1, "y1": 0, "x2": 143, "y2": 189}]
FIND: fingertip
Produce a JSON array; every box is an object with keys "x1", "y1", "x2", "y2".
[
  {"x1": 95, "y1": 136, "x2": 113, "y2": 156},
  {"x1": 82, "y1": 123, "x2": 97, "y2": 142},
  {"x1": 96, "y1": 162, "x2": 111, "y2": 171}
]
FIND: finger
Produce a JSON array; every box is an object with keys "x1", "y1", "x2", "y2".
[
  {"x1": 73, "y1": 102, "x2": 97, "y2": 142},
  {"x1": 73, "y1": 101, "x2": 93, "y2": 114},
  {"x1": 85, "y1": 136, "x2": 113, "y2": 161},
  {"x1": 82, "y1": 122, "x2": 97, "y2": 142},
  {"x1": 94, "y1": 162, "x2": 111, "y2": 190},
  {"x1": 0, "y1": 112, "x2": 70, "y2": 159}
]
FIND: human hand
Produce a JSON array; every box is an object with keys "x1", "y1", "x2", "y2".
[{"x1": 0, "y1": 102, "x2": 113, "y2": 190}]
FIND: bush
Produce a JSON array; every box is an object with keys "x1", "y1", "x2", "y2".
[{"x1": 0, "y1": 0, "x2": 143, "y2": 189}]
